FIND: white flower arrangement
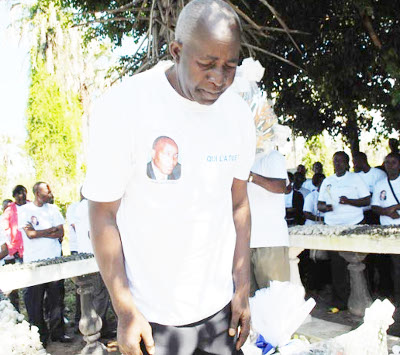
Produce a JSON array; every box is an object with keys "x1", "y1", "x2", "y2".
[{"x1": 0, "y1": 300, "x2": 48, "y2": 354}]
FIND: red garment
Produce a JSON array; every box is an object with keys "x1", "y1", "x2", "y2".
[{"x1": 1, "y1": 202, "x2": 24, "y2": 257}]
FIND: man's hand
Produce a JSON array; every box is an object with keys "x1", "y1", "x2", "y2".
[
  {"x1": 386, "y1": 205, "x2": 400, "y2": 219},
  {"x1": 339, "y1": 196, "x2": 350, "y2": 205},
  {"x1": 117, "y1": 310, "x2": 155, "y2": 355},
  {"x1": 229, "y1": 289, "x2": 251, "y2": 350}
]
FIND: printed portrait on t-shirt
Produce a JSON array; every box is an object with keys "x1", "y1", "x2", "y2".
[
  {"x1": 380, "y1": 190, "x2": 387, "y2": 201},
  {"x1": 147, "y1": 136, "x2": 181, "y2": 182},
  {"x1": 31, "y1": 216, "x2": 39, "y2": 226}
]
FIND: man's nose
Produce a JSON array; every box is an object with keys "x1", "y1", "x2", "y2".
[{"x1": 208, "y1": 67, "x2": 225, "y2": 88}]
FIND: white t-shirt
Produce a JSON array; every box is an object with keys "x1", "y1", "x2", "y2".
[
  {"x1": 249, "y1": 150, "x2": 289, "y2": 248},
  {"x1": 82, "y1": 64, "x2": 256, "y2": 326},
  {"x1": 303, "y1": 190, "x2": 324, "y2": 225},
  {"x1": 74, "y1": 199, "x2": 93, "y2": 254},
  {"x1": 19, "y1": 203, "x2": 65, "y2": 263},
  {"x1": 318, "y1": 171, "x2": 370, "y2": 225},
  {"x1": 357, "y1": 167, "x2": 387, "y2": 194},
  {"x1": 66, "y1": 201, "x2": 79, "y2": 253},
  {"x1": 303, "y1": 179, "x2": 317, "y2": 192},
  {"x1": 357, "y1": 167, "x2": 386, "y2": 211},
  {"x1": 371, "y1": 176, "x2": 400, "y2": 225}
]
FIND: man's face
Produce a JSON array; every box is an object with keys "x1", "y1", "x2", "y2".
[
  {"x1": 14, "y1": 189, "x2": 27, "y2": 206},
  {"x1": 384, "y1": 155, "x2": 400, "y2": 178},
  {"x1": 297, "y1": 165, "x2": 306, "y2": 176},
  {"x1": 313, "y1": 163, "x2": 323, "y2": 174},
  {"x1": 333, "y1": 154, "x2": 348, "y2": 176},
  {"x1": 153, "y1": 140, "x2": 179, "y2": 175},
  {"x1": 172, "y1": 22, "x2": 240, "y2": 105},
  {"x1": 36, "y1": 184, "x2": 52, "y2": 204}
]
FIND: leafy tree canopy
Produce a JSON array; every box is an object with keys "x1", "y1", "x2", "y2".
[{"x1": 61, "y1": 0, "x2": 400, "y2": 154}]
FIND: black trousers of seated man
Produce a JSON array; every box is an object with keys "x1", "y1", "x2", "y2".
[{"x1": 24, "y1": 280, "x2": 65, "y2": 345}]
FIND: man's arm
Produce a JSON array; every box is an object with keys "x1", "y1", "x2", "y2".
[
  {"x1": 317, "y1": 201, "x2": 333, "y2": 213},
  {"x1": 23, "y1": 224, "x2": 64, "y2": 240},
  {"x1": 304, "y1": 211, "x2": 323, "y2": 222},
  {"x1": 229, "y1": 178, "x2": 251, "y2": 350},
  {"x1": 372, "y1": 204, "x2": 400, "y2": 219},
  {"x1": 339, "y1": 195, "x2": 371, "y2": 207},
  {"x1": 249, "y1": 172, "x2": 287, "y2": 194},
  {"x1": 88, "y1": 200, "x2": 154, "y2": 355}
]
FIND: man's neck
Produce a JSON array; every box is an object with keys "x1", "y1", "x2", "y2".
[
  {"x1": 388, "y1": 172, "x2": 400, "y2": 181},
  {"x1": 34, "y1": 200, "x2": 43, "y2": 207},
  {"x1": 363, "y1": 165, "x2": 371, "y2": 173},
  {"x1": 336, "y1": 171, "x2": 347, "y2": 177}
]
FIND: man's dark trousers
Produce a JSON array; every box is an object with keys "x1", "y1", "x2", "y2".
[{"x1": 24, "y1": 280, "x2": 65, "y2": 344}]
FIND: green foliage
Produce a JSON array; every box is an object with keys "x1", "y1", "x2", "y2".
[
  {"x1": 26, "y1": 59, "x2": 83, "y2": 206},
  {"x1": 302, "y1": 135, "x2": 335, "y2": 177}
]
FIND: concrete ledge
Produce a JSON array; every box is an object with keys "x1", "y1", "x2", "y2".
[{"x1": 0, "y1": 258, "x2": 99, "y2": 292}]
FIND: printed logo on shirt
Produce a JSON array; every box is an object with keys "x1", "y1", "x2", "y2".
[
  {"x1": 380, "y1": 190, "x2": 387, "y2": 201},
  {"x1": 206, "y1": 154, "x2": 239, "y2": 163},
  {"x1": 146, "y1": 136, "x2": 181, "y2": 182}
]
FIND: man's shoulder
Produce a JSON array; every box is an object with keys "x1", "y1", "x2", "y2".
[
  {"x1": 94, "y1": 66, "x2": 162, "y2": 107},
  {"x1": 374, "y1": 178, "x2": 388, "y2": 190}
]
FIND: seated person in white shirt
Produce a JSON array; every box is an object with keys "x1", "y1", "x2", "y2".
[
  {"x1": 353, "y1": 151, "x2": 386, "y2": 224},
  {"x1": 372, "y1": 152, "x2": 400, "y2": 304},
  {"x1": 303, "y1": 162, "x2": 324, "y2": 192},
  {"x1": 317, "y1": 151, "x2": 370, "y2": 309}
]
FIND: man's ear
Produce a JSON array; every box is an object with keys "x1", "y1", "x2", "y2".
[{"x1": 169, "y1": 41, "x2": 182, "y2": 63}]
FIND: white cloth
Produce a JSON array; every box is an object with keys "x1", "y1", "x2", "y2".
[
  {"x1": 371, "y1": 176, "x2": 400, "y2": 225},
  {"x1": 66, "y1": 201, "x2": 79, "y2": 252},
  {"x1": 318, "y1": 171, "x2": 370, "y2": 225},
  {"x1": 74, "y1": 199, "x2": 93, "y2": 253},
  {"x1": 303, "y1": 190, "x2": 324, "y2": 225},
  {"x1": 19, "y1": 203, "x2": 65, "y2": 263},
  {"x1": 303, "y1": 179, "x2": 317, "y2": 192},
  {"x1": 82, "y1": 64, "x2": 256, "y2": 326},
  {"x1": 249, "y1": 151, "x2": 289, "y2": 248}
]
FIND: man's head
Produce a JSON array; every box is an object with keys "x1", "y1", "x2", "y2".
[
  {"x1": 2, "y1": 199, "x2": 12, "y2": 212},
  {"x1": 384, "y1": 152, "x2": 400, "y2": 180},
  {"x1": 312, "y1": 173, "x2": 326, "y2": 190},
  {"x1": 169, "y1": 0, "x2": 241, "y2": 105},
  {"x1": 352, "y1": 152, "x2": 369, "y2": 173},
  {"x1": 312, "y1": 162, "x2": 323, "y2": 174},
  {"x1": 293, "y1": 172, "x2": 306, "y2": 189},
  {"x1": 333, "y1": 151, "x2": 350, "y2": 177},
  {"x1": 32, "y1": 182, "x2": 52, "y2": 206},
  {"x1": 12, "y1": 185, "x2": 27, "y2": 206},
  {"x1": 152, "y1": 137, "x2": 179, "y2": 176},
  {"x1": 296, "y1": 164, "x2": 306, "y2": 177}
]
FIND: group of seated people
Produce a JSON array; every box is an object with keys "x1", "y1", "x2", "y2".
[{"x1": 286, "y1": 141, "x2": 400, "y2": 309}]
